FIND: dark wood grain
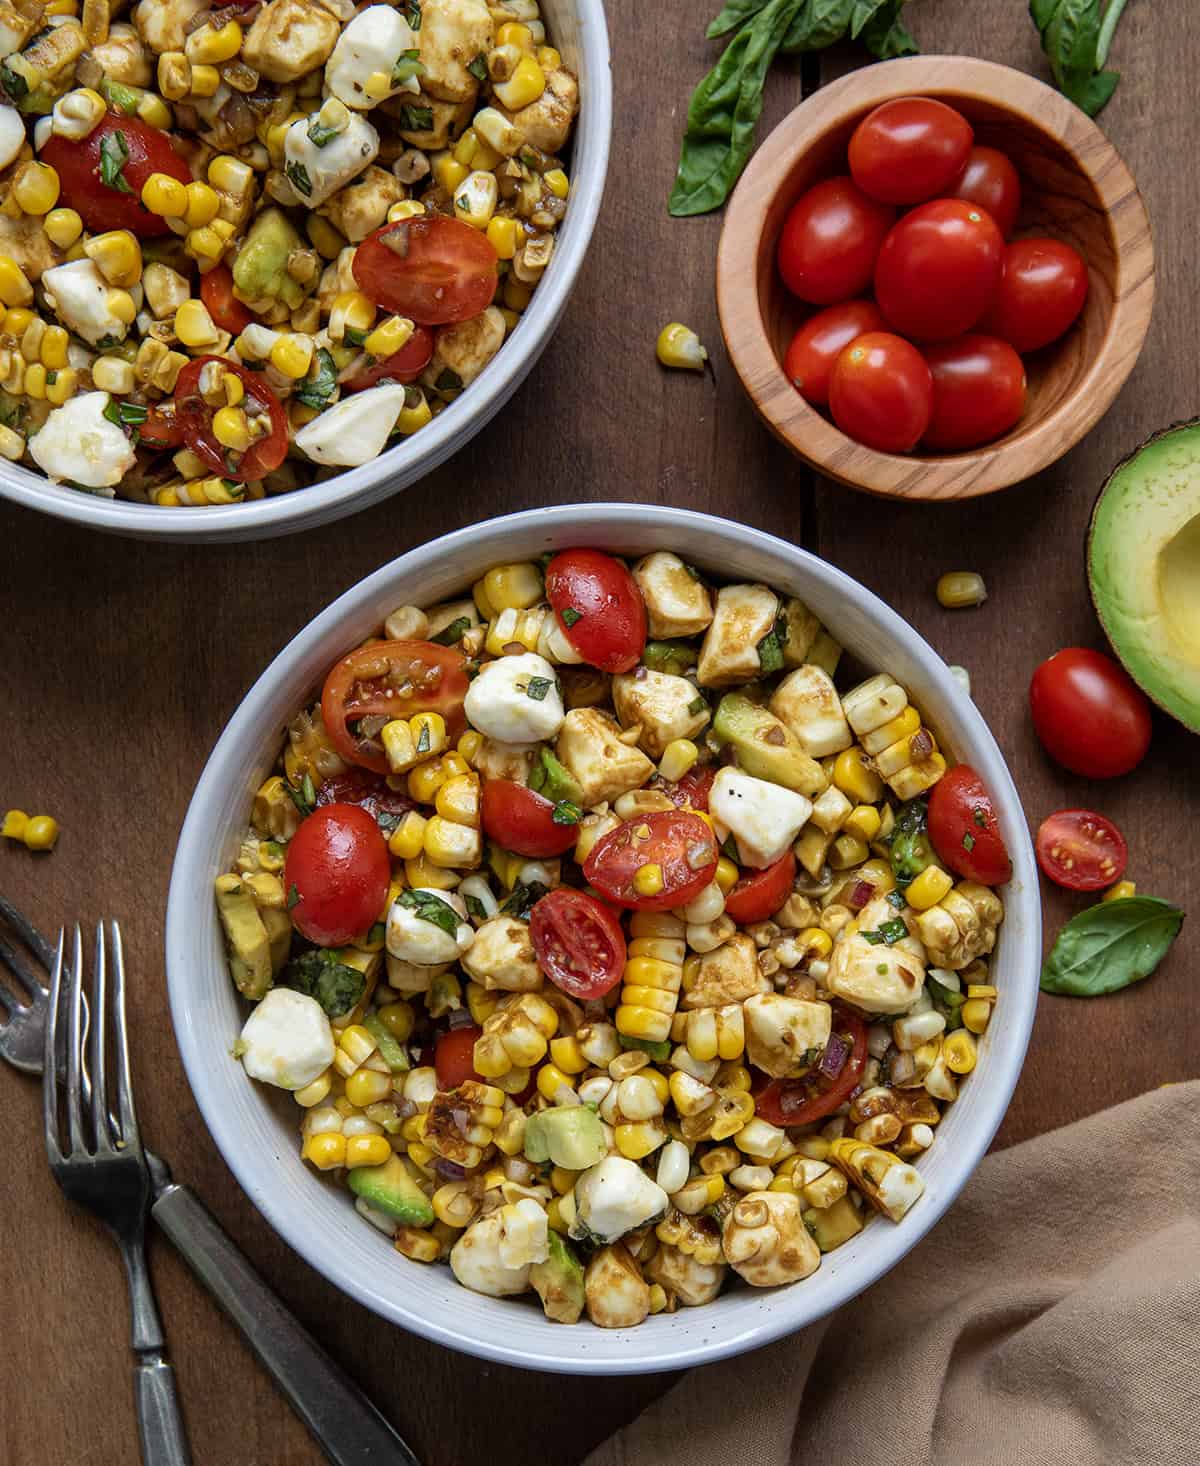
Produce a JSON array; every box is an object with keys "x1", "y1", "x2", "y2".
[{"x1": 0, "y1": 3, "x2": 1196, "y2": 1464}]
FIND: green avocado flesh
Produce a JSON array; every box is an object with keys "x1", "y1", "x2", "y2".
[
  {"x1": 1088, "y1": 421, "x2": 1200, "y2": 732},
  {"x1": 347, "y1": 1154, "x2": 434, "y2": 1226},
  {"x1": 523, "y1": 1106, "x2": 606, "y2": 1170},
  {"x1": 529, "y1": 1230, "x2": 585, "y2": 1323}
]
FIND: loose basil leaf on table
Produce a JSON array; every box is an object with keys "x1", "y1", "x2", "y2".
[
  {"x1": 1040, "y1": 896, "x2": 1184, "y2": 998},
  {"x1": 1029, "y1": 0, "x2": 1129, "y2": 117}
]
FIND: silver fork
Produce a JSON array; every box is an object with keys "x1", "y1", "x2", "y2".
[{"x1": 43, "y1": 922, "x2": 191, "y2": 1466}]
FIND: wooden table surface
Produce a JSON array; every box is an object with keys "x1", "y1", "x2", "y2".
[{"x1": 2, "y1": 2, "x2": 1196, "y2": 1462}]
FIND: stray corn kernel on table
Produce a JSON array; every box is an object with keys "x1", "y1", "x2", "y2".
[{"x1": 1, "y1": 2, "x2": 1198, "y2": 1464}]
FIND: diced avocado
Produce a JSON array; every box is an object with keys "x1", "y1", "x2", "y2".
[
  {"x1": 806, "y1": 629, "x2": 843, "y2": 678},
  {"x1": 803, "y1": 1195, "x2": 864, "y2": 1252},
  {"x1": 260, "y1": 907, "x2": 293, "y2": 976},
  {"x1": 642, "y1": 639, "x2": 697, "y2": 677},
  {"x1": 619, "y1": 1034, "x2": 672, "y2": 1062},
  {"x1": 530, "y1": 1230, "x2": 585, "y2": 1324},
  {"x1": 214, "y1": 874, "x2": 272, "y2": 1000},
  {"x1": 98, "y1": 77, "x2": 145, "y2": 114},
  {"x1": 781, "y1": 597, "x2": 820, "y2": 668},
  {"x1": 233, "y1": 207, "x2": 303, "y2": 311},
  {"x1": 523, "y1": 1106, "x2": 607, "y2": 1170},
  {"x1": 347, "y1": 1154, "x2": 434, "y2": 1226},
  {"x1": 713, "y1": 693, "x2": 825, "y2": 796},
  {"x1": 527, "y1": 746, "x2": 583, "y2": 805},
  {"x1": 363, "y1": 1013, "x2": 410, "y2": 1073}
]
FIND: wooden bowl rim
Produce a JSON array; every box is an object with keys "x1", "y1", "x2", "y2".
[{"x1": 716, "y1": 55, "x2": 1156, "y2": 501}]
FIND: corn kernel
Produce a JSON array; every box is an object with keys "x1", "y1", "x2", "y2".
[
  {"x1": 0, "y1": 255, "x2": 33, "y2": 308},
  {"x1": 614, "y1": 1121, "x2": 665, "y2": 1160},
  {"x1": 537, "y1": 45, "x2": 562, "y2": 70},
  {"x1": 3, "y1": 307, "x2": 32, "y2": 337},
  {"x1": 404, "y1": 853, "x2": 458, "y2": 891},
  {"x1": 503, "y1": 276, "x2": 533, "y2": 312},
  {"x1": 0, "y1": 422, "x2": 23, "y2": 460},
  {"x1": 434, "y1": 772, "x2": 479, "y2": 825},
  {"x1": 13, "y1": 162, "x2": 60, "y2": 216},
  {"x1": 304, "y1": 1132, "x2": 347, "y2": 1169},
  {"x1": 843, "y1": 804, "x2": 881, "y2": 843},
  {"x1": 833, "y1": 747, "x2": 884, "y2": 804},
  {"x1": 345, "y1": 1068, "x2": 393, "y2": 1108},
  {"x1": 306, "y1": 213, "x2": 345, "y2": 259},
  {"x1": 485, "y1": 214, "x2": 519, "y2": 260},
  {"x1": 40, "y1": 325, "x2": 69, "y2": 369},
  {"x1": 656, "y1": 322, "x2": 708, "y2": 371},
  {"x1": 293, "y1": 1071, "x2": 332, "y2": 1108},
  {"x1": 713, "y1": 857, "x2": 739, "y2": 893},
  {"x1": 188, "y1": 63, "x2": 221, "y2": 97},
  {"x1": 496, "y1": 21, "x2": 534, "y2": 50},
  {"x1": 364, "y1": 314, "x2": 414, "y2": 359},
  {"x1": 329, "y1": 290, "x2": 375, "y2": 341},
  {"x1": 494, "y1": 54, "x2": 545, "y2": 110},
  {"x1": 175, "y1": 298, "x2": 220, "y2": 348},
  {"x1": 23, "y1": 363, "x2": 46, "y2": 400},
  {"x1": 376, "y1": 1001, "x2": 414, "y2": 1041},
  {"x1": 270, "y1": 333, "x2": 313, "y2": 379},
  {"x1": 387, "y1": 199, "x2": 425, "y2": 223},
  {"x1": 536, "y1": 1063, "x2": 575, "y2": 1102},
  {"x1": 387, "y1": 810, "x2": 427, "y2": 860},
  {"x1": 453, "y1": 169, "x2": 498, "y2": 229},
  {"x1": 186, "y1": 19, "x2": 243, "y2": 64},
  {"x1": 1, "y1": 809, "x2": 28, "y2": 841},
  {"x1": 432, "y1": 152, "x2": 469, "y2": 194},
  {"x1": 936, "y1": 571, "x2": 987, "y2": 609},
  {"x1": 658, "y1": 739, "x2": 699, "y2": 784},
  {"x1": 44, "y1": 366, "x2": 77, "y2": 405},
  {"x1": 797, "y1": 926, "x2": 833, "y2": 959},
  {"x1": 943, "y1": 1029, "x2": 978, "y2": 1074},
  {"x1": 906, "y1": 865, "x2": 953, "y2": 911},
  {"x1": 961, "y1": 998, "x2": 992, "y2": 1034},
  {"x1": 633, "y1": 863, "x2": 664, "y2": 898},
  {"x1": 183, "y1": 180, "x2": 220, "y2": 229},
  {"x1": 43, "y1": 207, "x2": 83, "y2": 249},
  {"x1": 84, "y1": 229, "x2": 141, "y2": 287},
  {"x1": 1104, "y1": 880, "x2": 1137, "y2": 902},
  {"x1": 543, "y1": 167, "x2": 569, "y2": 199},
  {"x1": 211, "y1": 405, "x2": 251, "y2": 451},
  {"x1": 140, "y1": 173, "x2": 188, "y2": 220}
]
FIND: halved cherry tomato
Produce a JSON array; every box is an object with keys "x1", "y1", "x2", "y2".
[
  {"x1": 651, "y1": 765, "x2": 716, "y2": 813},
  {"x1": 755, "y1": 1007, "x2": 866, "y2": 1127},
  {"x1": 949, "y1": 145, "x2": 1022, "y2": 238},
  {"x1": 314, "y1": 768, "x2": 415, "y2": 831},
  {"x1": 545, "y1": 548, "x2": 647, "y2": 674},
  {"x1": 529, "y1": 888, "x2": 627, "y2": 999},
  {"x1": 172, "y1": 357, "x2": 288, "y2": 483},
  {"x1": 583, "y1": 811, "x2": 718, "y2": 912},
  {"x1": 1029, "y1": 648, "x2": 1151, "y2": 778},
  {"x1": 321, "y1": 640, "x2": 469, "y2": 774},
  {"x1": 783, "y1": 299, "x2": 886, "y2": 407},
  {"x1": 980, "y1": 237, "x2": 1089, "y2": 354},
  {"x1": 1036, "y1": 809, "x2": 1128, "y2": 891},
  {"x1": 724, "y1": 851, "x2": 795, "y2": 925},
  {"x1": 848, "y1": 97, "x2": 973, "y2": 206},
  {"x1": 776, "y1": 177, "x2": 896, "y2": 306},
  {"x1": 828, "y1": 331, "x2": 932, "y2": 453},
  {"x1": 138, "y1": 402, "x2": 184, "y2": 450},
  {"x1": 283, "y1": 803, "x2": 390, "y2": 948},
  {"x1": 200, "y1": 265, "x2": 253, "y2": 335},
  {"x1": 874, "y1": 199, "x2": 1005, "y2": 342},
  {"x1": 342, "y1": 326, "x2": 434, "y2": 391},
  {"x1": 41, "y1": 115, "x2": 191, "y2": 237},
  {"x1": 922, "y1": 335, "x2": 1026, "y2": 451},
  {"x1": 928, "y1": 764, "x2": 1012, "y2": 885},
  {"x1": 353, "y1": 215, "x2": 499, "y2": 326},
  {"x1": 435, "y1": 1025, "x2": 484, "y2": 1089},
  {"x1": 480, "y1": 779, "x2": 579, "y2": 858}
]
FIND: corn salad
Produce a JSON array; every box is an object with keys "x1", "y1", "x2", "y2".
[
  {"x1": 216, "y1": 548, "x2": 1007, "y2": 1327},
  {"x1": 0, "y1": 0, "x2": 576, "y2": 501}
]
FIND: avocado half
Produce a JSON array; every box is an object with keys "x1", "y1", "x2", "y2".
[{"x1": 1088, "y1": 420, "x2": 1200, "y2": 733}]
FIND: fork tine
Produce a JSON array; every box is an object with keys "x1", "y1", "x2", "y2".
[
  {"x1": 109, "y1": 921, "x2": 138, "y2": 1143},
  {"x1": 0, "y1": 932, "x2": 46, "y2": 1005},
  {"x1": 0, "y1": 895, "x2": 55, "y2": 971},
  {"x1": 42, "y1": 930, "x2": 65, "y2": 1163},
  {"x1": 65, "y1": 924, "x2": 87, "y2": 1155},
  {"x1": 90, "y1": 922, "x2": 113, "y2": 1151}
]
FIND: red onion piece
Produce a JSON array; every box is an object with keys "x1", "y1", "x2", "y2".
[
  {"x1": 432, "y1": 1158, "x2": 466, "y2": 1181},
  {"x1": 447, "y1": 1008, "x2": 475, "y2": 1029},
  {"x1": 818, "y1": 1032, "x2": 850, "y2": 1081},
  {"x1": 847, "y1": 879, "x2": 874, "y2": 911}
]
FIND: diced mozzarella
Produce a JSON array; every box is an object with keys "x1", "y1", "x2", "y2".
[
  {"x1": 326, "y1": 5, "x2": 420, "y2": 108},
  {"x1": 426, "y1": 305, "x2": 504, "y2": 387},
  {"x1": 631, "y1": 551, "x2": 713, "y2": 639},
  {"x1": 555, "y1": 707, "x2": 654, "y2": 809},
  {"x1": 386, "y1": 888, "x2": 474, "y2": 966},
  {"x1": 572, "y1": 1156, "x2": 668, "y2": 1244},
  {"x1": 283, "y1": 109, "x2": 379, "y2": 207},
  {"x1": 417, "y1": 0, "x2": 493, "y2": 104},
  {"x1": 770, "y1": 666, "x2": 853, "y2": 758},
  {"x1": 464, "y1": 651, "x2": 564, "y2": 743},
  {"x1": 611, "y1": 669, "x2": 709, "y2": 760},
  {"x1": 294, "y1": 381, "x2": 405, "y2": 466},
  {"x1": 709, "y1": 767, "x2": 812, "y2": 869},
  {"x1": 0, "y1": 104, "x2": 23, "y2": 169},
  {"x1": 237, "y1": 987, "x2": 335, "y2": 1091},
  {"x1": 450, "y1": 1212, "x2": 533, "y2": 1297},
  {"x1": 743, "y1": 994, "x2": 832, "y2": 1078},
  {"x1": 29, "y1": 391, "x2": 136, "y2": 489},
  {"x1": 496, "y1": 1197, "x2": 549, "y2": 1269},
  {"x1": 696, "y1": 583, "x2": 780, "y2": 688},
  {"x1": 459, "y1": 915, "x2": 541, "y2": 992},
  {"x1": 41, "y1": 259, "x2": 130, "y2": 345},
  {"x1": 824, "y1": 898, "x2": 927, "y2": 1015}
]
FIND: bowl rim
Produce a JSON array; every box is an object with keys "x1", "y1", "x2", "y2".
[
  {"x1": 166, "y1": 504, "x2": 1041, "y2": 1373},
  {"x1": 716, "y1": 54, "x2": 1155, "y2": 501},
  {"x1": 0, "y1": 0, "x2": 613, "y2": 544}
]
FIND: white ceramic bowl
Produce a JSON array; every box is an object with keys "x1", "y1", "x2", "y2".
[
  {"x1": 0, "y1": 0, "x2": 611, "y2": 544},
  {"x1": 166, "y1": 504, "x2": 1041, "y2": 1373}
]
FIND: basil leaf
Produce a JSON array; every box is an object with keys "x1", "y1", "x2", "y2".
[
  {"x1": 1040, "y1": 896, "x2": 1184, "y2": 998},
  {"x1": 706, "y1": 0, "x2": 771, "y2": 39},
  {"x1": 927, "y1": 974, "x2": 965, "y2": 1029},
  {"x1": 688, "y1": 696, "x2": 707, "y2": 716},
  {"x1": 464, "y1": 894, "x2": 488, "y2": 920},
  {"x1": 551, "y1": 799, "x2": 582, "y2": 826},
  {"x1": 99, "y1": 130, "x2": 133, "y2": 193},
  {"x1": 1, "y1": 64, "x2": 28, "y2": 101},
  {"x1": 415, "y1": 720, "x2": 431, "y2": 754},
  {"x1": 307, "y1": 118, "x2": 339, "y2": 147},
  {"x1": 294, "y1": 346, "x2": 337, "y2": 409},
  {"x1": 852, "y1": 0, "x2": 918, "y2": 60},
  {"x1": 285, "y1": 159, "x2": 312, "y2": 197},
  {"x1": 886, "y1": 889, "x2": 906, "y2": 910},
  {"x1": 287, "y1": 884, "x2": 301, "y2": 910},
  {"x1": 467, "y1": 51, "x2": 488, "y2": 81},
  {"x1": 434, "y1": 366, "x2": 462, "y2": 392},
  {"x1": 393, "y1": 48, "x2": 426, "y2": 85},
  {"x1": 282, "y1": 949, "x2": 367, "y2": 1018},
  {"x1": 405, "y1": 0, "x2": 421, "y2": 28},
  {"x1": 430, "y1": 615, "x2": 471, "y2": 646},
  {"x1": 286, "y1": 780, "x2": 315, "y2": 818},
  {"x1": 502, "y1": 880, "x2": 549, "y2": 919},
  {"x1": 783, "y1": 0, "x2": 857, "y2": 51},
  {"x1": 526, "y1": 676, "x2": 552, "y2": 701},
  {"x1": 396, "y1": 104, "x2": 434, "y2": 131},
  {"x1": 618, "y1": 1034, "x2": 672, "y2": 1061},
  {"x1": 756, "y1": 613, "x2": 788, "y2": 674},
  {"x1": 1030, "y1": 0, "x2": 1127, "y2": 117},
  {"x1": 398, "y1": 887, "x2": 462, "y2": 936},
  {"x1": 561, "y1": 607, "x2": 582, "y2": 628},
  {"x1": 863, "y1": 917, "x2": 907, "y2": 946}
]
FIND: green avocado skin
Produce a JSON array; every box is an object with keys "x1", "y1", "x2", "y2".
[
  {"x1": 1088, "y1": 419, "x2": 1200, "y2": 733},
  {"x1": 347, "y1": 1154, "x2": 434, "y2": 1226},
  {"x1": 530, "y1": 1231, "x2": 585, "y2": 1324}
]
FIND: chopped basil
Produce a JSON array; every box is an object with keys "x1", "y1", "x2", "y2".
[
  {"x1": 343, "y1": 324, "x2": 368, "y2": 347},
  {"x1": 1, "y1": 64, "x2": 27, "y2": 101},
  {"x1": 682, "y1": 561, "x2": 703, "y2": 580},
  {"x1": 392, "y1": 48, "x2": 425, "y2": 85},
  {"x1": 551, "y1": 799, "x2": 582, "y2": 826},
  {"x1": 285, "y1": 159, "x2": 312, "y2": 197},
  {"x1": 561, "y1": 607, "x2": 582, "y2": 628},
  {"x1": 886, "y1": 889, "x2": 906, "y2": 910},
  {"x1": 430, "y1": 615, "x2": 471, "y2": 646},
  {"x1": 526, "y1": 676, "x2": 552, "y2": 701},
  {"x1": 721, "y1": 833, "x2": 740, "y2": 863},
  {"x1": 307, "y1": 118, "x2": 339, "y2": 147},
  {"x1": 405, "y1": 0, "x2": 421, "y2": 28},
  {"x1": 302, "y1": 773, "x2": 317, "y2": 809},
  {"x1": 415, "y1": 720, "x2": 431, "y2": 754},
  {"x1": 367, "y1": 921, "x2": 386, "y2": 945},
  {"x1": 962, "y1": 831, "x2": 976, "y2": 852},
  {"x1": 286, "y1": 774, "x2": 316, "y2": 818},
  {"x1": 375, "y1": 810, "x2": 404, "y2": 834},
  {"x1": 467, "y1": 51, "x2": 488, "y2": 81},
  {"x1": 434, "y1": 366, "x2": 462, "y2": 392},
  {"x1": 294, "y1": 347, "x2": 337, "y2": 409},
  {"x1": 863, "y1": 917, "x2": 908, "y2": 946},
  {"x1": 618, "y1": 1035, "x2": 672, "y2": 1061},
  {"x1": 927, "y1": 974, "x2": 965, "y2": 1029},
  {"x1": 102, "y1": 398, "x2": 149, "y2": 435},
  {"x1": 756, "y1": 613, "x2": 789, "y2": 674},
  {"x1": 876, "y1": 963, "x2": 889, "y2": 975},
  {"x1": 287, "y1": 884, "x2": 300, "y2": 910},
  {"x1": 688, "y1": 695, "x2": 707, "y2": 716},
  {"x1": 396, "y1": 104, "x2": 434, "y2": 132},
  {"x1": 99, "y1": 130, "x2": 133, "y2": 193},
  {"x1": 282, "y1": 949, "x2": 367, "y2": 1018},
  {"x1": 398, "y1": 887, "x2": 461, "y2": 936},
  {"x1": 973, "y1": 806, "x2": 988, "y2": 828},
  {"x1": 456, "y1": 191, "x2": 470, "y2": 212},
  {"x1": 502, "y1": 880, "x2": 548, "y2": 919},
  {"x1": 464, "y1": 894, "x2": 488, "y2": 920}
]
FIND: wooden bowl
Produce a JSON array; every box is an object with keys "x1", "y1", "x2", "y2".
[{"x1": 716, "y1": 56, "x2": 1155, "y2": 500}]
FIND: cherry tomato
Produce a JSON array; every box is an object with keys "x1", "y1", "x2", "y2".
[
  {"x1": 353, "y1": 215, "x2": 498, "y2": 326},
  {"x1": 922, "y1": 334, "x2": 1026, "y2": 451},
  {"x1": 172, "y1": 357, "x2": 288, "y2": 483},
  {"x1": 583, "y1": 811, "x2": 718, "y2": 912},
  {"x1": 545, "y1": 548, "x2": 647, "y2": 674},
  {"x1": 314, "y1": 768, "x2": 415, "y2": 830},
  {"x1": 828, "y1": 331, "x2": 932, "y2": 453},
  {"x1": 847, "y1": 96, "x2": 973, "y2": 206},
  {"x1": 755, "y1": 1007, "x2": 866, "y2": 1127},
  {"x1": 949, "y1": 145, "x2": 1022, "y2": 237},
  {"x1": 724, "y1": 851, "x2": 795, "y2": 925},
  {"x1": 927, "y1": 764, "x2": 1013, "y2": 885},
  {"x1": 138, "y1": 402, "x2": 184, "y2": 450},
  {"x1": 321, "y1": 640, "x2": 469, "y2": 774},
  {"x1": 776, "y1": 177, "x2": 896, "y2": 306},
  {"x1": 343, "y1": 326, "x2": 434, "y2": 391},
  {"x1": 1036, "y1": 809, "x2": 1128, "y2": 891},
  {"x1": 529, "y1": 888, "x2": 627, "y2": 999},
  {"x1": 1029, "y1": 648, "x2": 1151, "y2": 778},
  {"x1": 783, "y1": 299, "x2": 886, "y2": 407},
  {"x1": 283, "y1": 803, "x2": 390, "y2": 948},
  {"x1": 874, "y1": 199, "x2": 1005, "y2": 342},
  {"x1": 979, "y1": 237, "x2": 1089, "y2": 353},
  {"x1": 651, "y1": 765, "x2": 716, "y2": 813},
  {"x1": 41, "y1": 115, "x2": 191, "y2": 237},
  {"x1": 434, "y1": 1026, "x2": 484, "y2": 1089},
  {"x1": 200, "y1": 264, "x2": 253, "y2": 335},
  {"x1": 480, "y1": 779, "x2": 579, "y2": 858}
]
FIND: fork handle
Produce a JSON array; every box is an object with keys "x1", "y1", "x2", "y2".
[
  {"x1": 134, "y1": 1357, "x2": 192, "y2": 1466},
  {"x1": 151, "y1": 1182, "x2": 419, "y2": 1466}
]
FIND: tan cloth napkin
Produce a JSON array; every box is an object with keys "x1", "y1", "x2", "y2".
[{"x1": 586, "y1": 1082, "x2": 1200, "y2": 1466}]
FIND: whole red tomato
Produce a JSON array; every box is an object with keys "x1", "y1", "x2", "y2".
[
  {"x1": 529, "y1": 888, "x2": 627, "y2": 999},
  {"x1": 828, "y1": 331, "x2": 933, "y2": 453},
  {"x1": 545, "y1": 548, "x2": 647, "y2": 673},
  {"x1": 782, "y1": 299, "x2": 886, "y2": 407},
  {"x1": 480, "y1": 780, "x2": 579, "y2": 858},
  {"x1": 949, "y1": 146, "x2": 1022, "y2": 237},
  {"x1": 875, "y1": 200, "x2": 1005, "y2": 342},
  {"x1": 848, "y1": 96, "x2": 973, "y2": 205},
  {"x1": 927, "y1": 765, "x2": 1012, "y2": 885},
  {"x1": 980, "y1": 237, "x2": 1089, "y2": 353},
  {"x1": 41, "y1": 115, "x2": 191, "y2": 236},
  {"x1": 776, "y1": 177, "x2": 896, "y2": 305},
  {"x1": 922, "y1": 335, "x2": 1026, "y2": 451},
  {"x1": 1035, "y1": 810, "x2": 1128, "y2": 891},
  {"x1": 1030, "y1": 648, "x2": 1152, "y2": 778},
  {"x1": 284, "y1": 804, "x2": 391, "y2": 948},
  {"x1": 353, "y1": 214, "x2": 498, "y2": 325},
  {"x1": 435, "y1": 1027, "x2": 484, "y2": 1089}
]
